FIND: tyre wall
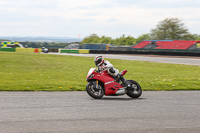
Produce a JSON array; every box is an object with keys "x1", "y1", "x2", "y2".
[
  {"x1": 89, "y1": 49, "x2": 200, "y2": 57},
  {"x1": 48, "y1": 48, "x2": 59, "y2": 53},
  {"x1": 15, "y1": 48, "x2": 42, "y2": 53}
]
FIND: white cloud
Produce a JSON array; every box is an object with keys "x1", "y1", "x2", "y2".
[{"x1": 0, "y1": 0, "x2": 199, "y2": 38}]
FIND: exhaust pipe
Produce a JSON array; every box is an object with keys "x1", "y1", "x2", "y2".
[{"x1": 115, "y1": 88, "x2": 126, "y2": 95}]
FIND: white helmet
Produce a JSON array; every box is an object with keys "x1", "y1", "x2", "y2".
[{"x1": 94, "y1": 55, "x2": 104, "y2": 67}]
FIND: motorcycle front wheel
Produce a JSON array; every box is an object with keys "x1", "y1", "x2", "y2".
[
  {"x1": 86, "y1": 81, "x2": 104, "y2": 99},
  {"x1": 126, "y1": 80, "x2": 142, "y2": 98}
]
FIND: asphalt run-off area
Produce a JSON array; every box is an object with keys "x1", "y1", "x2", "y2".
[{"x1": 0, "y1": 91, "x2": 200, "y2": 133}]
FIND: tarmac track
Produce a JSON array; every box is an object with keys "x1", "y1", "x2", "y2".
[
  {"x1": 49, "y1": 53, "x2": 200, "y2": 66},
  {"x1": 0, "y1": 91, "x2": 200, "y2": 133},
  {"x1": 1, "y1": 53, "x2": 200, "y2": 133}
]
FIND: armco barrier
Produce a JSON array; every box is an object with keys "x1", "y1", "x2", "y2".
[
  {"x1": 16, "y1": 48, "x2": 42, "y2": 53},
  {"x1": 60, "y1": 49, "x2": 83, "y2": 53},
  {"x1": 0, "y1": 48, "x2": 15, "y2": 52},
  {"x1": 48, "y1": 48, "x2": 59, "y2": 52},
  {"x1": 60, "y1": 49, "x2": 89, "y2": 54},
  {"x1": 60, "y1": 49, "x2": 70, "y2": 53},
  {"x1": 79, "y1": 49, "x2": 89, "y2": 54},
  {"x1": 109, "y1": 46, "x2": 130, "y2": 51},
  {"x1": 89, "y1": 50, "x2": 200, "y2": 57},
  {"x1": 70, "y1": 49, "x2": 79, "y2": 53}
]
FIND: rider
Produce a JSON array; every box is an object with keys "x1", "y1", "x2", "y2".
[{"x1": 94, "y1": 55, "x2": 130, "y2": 87}]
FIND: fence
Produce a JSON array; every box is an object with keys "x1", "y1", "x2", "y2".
[
  {"x1": 59, "y1": 49, "x2": 89, "y2": 54},
  {"x1": 1, "y1": 47, "x2": 200, "y2": 57},
  {"x1": 0, "y1": 48, "x2": 15, "y2": 52}
]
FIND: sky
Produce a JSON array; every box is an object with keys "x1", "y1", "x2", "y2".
[{"x1": 0, "y1": 0, "x2": 200, "y2": 39}]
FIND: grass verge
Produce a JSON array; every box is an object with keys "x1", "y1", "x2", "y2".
[{"x1": 0, "y1": 52, "x2": 200, "y2": 91}]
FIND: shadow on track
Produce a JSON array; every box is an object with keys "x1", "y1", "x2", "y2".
[{"x1": 94, "y1": 97, "x2": 146, "y2": 101}]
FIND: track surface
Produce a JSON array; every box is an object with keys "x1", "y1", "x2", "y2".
[
  {"x1": 1, "y1": 91, "x2": 200, "y2": 133},
  {"x1": 49, "y1": 53, "x2": 200, "y2": 66}
]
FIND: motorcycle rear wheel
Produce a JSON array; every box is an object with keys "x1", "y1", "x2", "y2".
[
  {"x1": 86, "y1": 81, "x2": 104, "y2": 99},
  {"x1": 126, "y1": 80, "x2": 142, "y2": 98}
]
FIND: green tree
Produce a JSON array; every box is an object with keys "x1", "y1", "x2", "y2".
[
  {"x1": 192, "y1": 34, "x2": 200, "y2": 40},
  {"x1": 81, "y1": 34, "x2": 136, "y2": 46},
  {"x1": 196, "y1": 36, "x2": 200, "y2": 41},
  {"x1": 150, "y1": 18, "x2": 192, "y2": 40},
  {"x1": 182, "y1": 34, "x2": 198, "y2": 40},
  {"x1": 136, "y1": 34, "x2": 151, "y2": 43},
  {"x1": 100, "y1": 36, "x2": 112, "y2": 44},
  {"x1": 112, "y1": 34, "x2": 136, "y2": 46},
  {"x1": 81, "y1": 34, "x2": 101, "y2": 44}
]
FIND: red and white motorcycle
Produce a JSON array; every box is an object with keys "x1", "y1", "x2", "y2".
[{"x1": 86, "y1": 68, "x2": 142, "y2": 99}]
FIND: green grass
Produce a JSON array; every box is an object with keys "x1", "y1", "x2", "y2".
[{"x1": 0, "y1": 52, "x2": 200, "y2": 91}]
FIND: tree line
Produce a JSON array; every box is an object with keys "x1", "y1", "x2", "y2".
[{"x1": 81, "y1": 18, "x2": 200, "y2": 46}]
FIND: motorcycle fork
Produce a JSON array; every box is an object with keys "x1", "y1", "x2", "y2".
[
  {"x1": 92, "y1": 80, "x2": 99, "y2": 90},
  {"x1": 96, "y1": 80, "x2": 98, "y2": 88}
]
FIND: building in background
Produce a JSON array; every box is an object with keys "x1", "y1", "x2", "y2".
[{"x1": 80, "y1": 44, "x2": 110, "y2": 50}]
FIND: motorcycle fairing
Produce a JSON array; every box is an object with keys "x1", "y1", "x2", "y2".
[{"x1": 87, "y1": 69, "x2": 124, "y2": 95}]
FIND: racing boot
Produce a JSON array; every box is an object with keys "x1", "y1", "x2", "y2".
[{"x1": 117, "y1": 74, "x2": 131, "y2": 88}]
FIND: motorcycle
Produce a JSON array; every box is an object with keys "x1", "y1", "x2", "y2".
[
  {"x1": 41, "y1": 47, "x2": 49, "y2": 53},
  {"x1": 86, "y1": 68, "x2": 142, "y2": 99}
]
